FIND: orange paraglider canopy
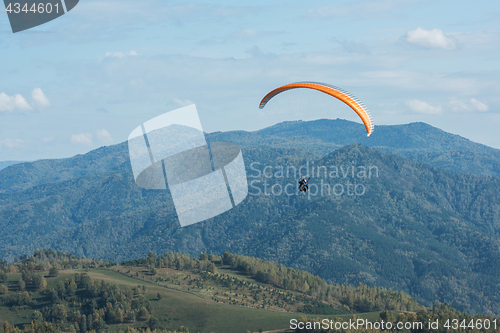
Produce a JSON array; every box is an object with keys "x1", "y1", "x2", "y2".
[{"x1": 259, "y1": 82, "x2": 374, "y2": 136}]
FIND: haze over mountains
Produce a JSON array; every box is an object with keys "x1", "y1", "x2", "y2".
[
  {"x1": 0, "y1": 161, "x2": 24, "y2": 172},
  {"x1": 0, "y1": 119, "x2": 499, "y2": 316},
  {"x1": 216, "y1": 119, "x2": 500, "y2": 179}
]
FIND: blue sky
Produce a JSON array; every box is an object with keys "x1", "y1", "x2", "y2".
[{"x1": 1, "y1": 0, "x2": 499, "y2": 160}]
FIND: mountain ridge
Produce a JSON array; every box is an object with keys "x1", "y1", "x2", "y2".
[
  {"x1": 2, "y1": 119, "x2": 499, "y2": 196},
  {"x1": 0, "y1": 161, "x2": 25, "y2": 172},
  {"x1": 1, "y1": 120, "x2": 500, "y2": 315}
]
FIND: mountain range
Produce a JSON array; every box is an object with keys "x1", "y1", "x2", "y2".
[{"x1": 0, "y1": 119, "x2": 499, "y2": 316}]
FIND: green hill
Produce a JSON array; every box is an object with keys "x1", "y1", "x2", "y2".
[
  {"x1": 0, "y1": 250, "x2": 415, "y2": 333},
  {"x1": 1, "y1": 250, "x2": 497, "y2": 333}
]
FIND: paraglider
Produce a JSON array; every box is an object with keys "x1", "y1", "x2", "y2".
[
  {"x1": 259, "y1": 82, "x2": 374, "y2": 136},
  {"x1": 298, "y1": 175, "x2": 310, "y2": 193}
]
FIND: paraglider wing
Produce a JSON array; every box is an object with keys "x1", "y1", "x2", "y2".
[{"x1": 259, "y1": 82, "x2": 374, "y2": 136}]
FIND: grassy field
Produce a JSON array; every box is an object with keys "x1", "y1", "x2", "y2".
[
  {"x1": 1, "y1": 268, "x2": 384, "y2": 333},
  {"x1": 109, "y1": 264, "x2": 345, "y2": 314},
  {"x1": 86, "y1": 269, "x2": 382, "y2": 333}
]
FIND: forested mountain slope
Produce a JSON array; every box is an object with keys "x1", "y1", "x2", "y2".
[
  {"x1": 2, "y1": 120, "x2": 500, "y2": 196},
  {"x1": 1, "y1": 120, "x2": 500, "y2": 316}
]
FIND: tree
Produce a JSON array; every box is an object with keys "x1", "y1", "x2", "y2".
[
  {"x1": 222, "y1": 252, "x2": 232, "y2": 266},
  {"x1": 87, "y1": 314, "x2": 93, "y2": 331},
  {"x1": 0, "y1": 271, "x2": 7, "y2": 283},
  {"x1": 137, "y1": 307, "x2": 149, "y2": 321},
  {"x1": 56, "y1": 280, "x2": 66, "y2": 298},
  {"x1": 157, "y1": 292, "x2": 162, "y2": 301},
  {"x1": 79, "y1": 274, "x2": 92, "y2": 290},
  {"x1": 148, "y1": 317, "x2": 161, "y2": 330},
  {"x1": 380, "y1": 309, "x2": 395, "y2": 323},
  {"x1": 124, "y1": 311, "x2": 136, "y2": 323},
  {"x1": 116, "y1": 309, "x2": 124, "y2": 324},
  {"x1": 50, "y1": 304, "x2": 68, "y2": 323},
  {"x1": 105, "y1": 308, "x2": 118, "y2": 324},
  {"x1": 18, "y1": 279, "x2": 26, "y2": 291},
  {"x1": 48, "y1": 288, "x2": 59, "y2": 303},
  {"x1": 31, "y1": 310, "x2": 43, "y2": 323},
  {"x1": 147, "y1": 251, "x2": 156, "y2": 262},
  {"x1": 95, "y1": 317, "x2": 106, "y2": 333},
  {"x1": 199, "y1": 252, "x2": 208, "y2": 261},
  {"x1": 49, "y1": 267, "x2": 59, "y2": 277},
  {"x1": 66, "y1": 280, "x2": 77, "y2": 296},
  {"x1": 208, "y1": 254, "x2": 220, "y2": 262},
  {"x1": 80, "y1": 315, "x2": 87, "y2": 333},
  {"x1": 33, "y1": 274, "x2": 47, "y2": 291},
  {"x1": 1, "y1": 285, "x2": 8, "y2": 294}
]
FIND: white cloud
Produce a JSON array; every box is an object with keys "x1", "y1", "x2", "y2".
[
  {"x1": 0, "y1": 138, "x2": 25, "y2": 149},
  {"x1": 106, "y1": 52, "x2": 125, "y2": 58},
  {"x1": 448, "y1": 98, "x2": 489, "y2": 113},
  {"x1": 404, "y1": 97, "x2": 488, "y2": 115},
  {"x1": 71, "y1": 133, "x2": 93, "y2": 145},
  {"x1": 405, "y1": 27, "x2": 456, "y2": 50},
  {"x1": 72, "y1": 130, "x2": 114, "y2": 146},
  {"x1": 105, "y1": 51, "x2": 138, "y2": 58},
  {"x1": 406, "y1": 100, "x2": 443, "y2": 115},
  {"x1": 358, "y1": 70, "x2": 484, "y2": 95},
  {"x1": 0, "y1": 92, "x2": 33, "y2": 112},
  {"x1": 469, "y1": 98, "x2": 489, "y2": 112},
  {"x1": 0, "y1": 88, "x2": 50, "y2": 112},
  {"x1": 173, "y1": 98, "x2": 194, "y2": 107},
  {"x1": 31, "y1": 88, "x2": 51, "y2": 108},
  {"x1": 96, "y1": 129, "x2": 114, "y2": 144},
  {"x1": 43, "y1": 137, "x2": 54, "y2": 143}
]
